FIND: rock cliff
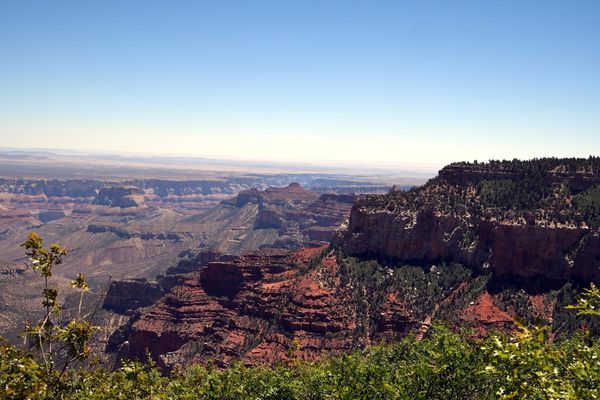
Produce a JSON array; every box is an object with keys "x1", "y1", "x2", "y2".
[
  {"x1": 343, "y1": 158, "x2": 600, "y2": 284},
  {"x1": 343, "y1": 205, "x2": 598, "y2": 282},
  {"x1": 113, "y1": 158, "x2": 600, "y2": 370}
]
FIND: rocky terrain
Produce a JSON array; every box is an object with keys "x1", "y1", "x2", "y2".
[
  {"x1": 105, "y1": 247, "x2": 364, "y2": 370},
  {"x1": 0, "y1": 182, "x2": 358, "y2": 276},
  {"x1": 0, "y1": 174, "x2": 393, "y2": 214},
  {"x1": 108, "y1": 157, "x2": 600, "y2": 371},
  {"x1": 0, "y1": 181, "x2": 360, "y2": 341}
]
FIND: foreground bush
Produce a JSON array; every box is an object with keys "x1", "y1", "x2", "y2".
[{"x1": 1, "y1": 325, "x2": 599, "y2": 400}]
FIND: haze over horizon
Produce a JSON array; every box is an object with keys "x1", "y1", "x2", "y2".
[{"x1": 1, "y1": 1, "x2": 599, "y2": 165}]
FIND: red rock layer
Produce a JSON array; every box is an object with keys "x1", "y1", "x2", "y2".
[
  {"x1": 376, "y1": 294, "x2": 418, "y2": 340},
  {"x1": 460, "y1": 292, "x2": 514, "y2": 337},
  {"x1": 128, "y1": 248, "x2": 362, "y2": 369},
  {"x1": 344, "y1": 205, "x2": 599, "y2": 283},
  {"x1": 123, "y1": 246, "x2": 572, "y2": 370}
]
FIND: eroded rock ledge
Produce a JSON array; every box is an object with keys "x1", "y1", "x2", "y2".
[{"x1": 118, "y1": 248, "x2": 365, "y2": 370}]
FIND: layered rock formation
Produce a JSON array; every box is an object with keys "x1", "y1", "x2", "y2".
[
  {"x1": 120, "y1": 248, "x2": 362, "y2": 370},
  {"x1": 0, "y1": 183, "x2": 356, "y2": 280},
  {"x1": 0, "y1": 178, "x2": 102, "y2": 197},
  {"x1": 209, "y1": 184, "x2": 356, "y2": 253},
  {"x1": 111, "y1": 158, "x2": 600, "y2": 370},
  {"x1": 113, "y1": 246, "x2": 574, "y2": 371},
  {"x1": 0, "y1": 182, "x2": 360, "y2": 342},
  {"x1": 0, "y1": 176, "x2": 392, "y2": 215},
  {"x1": 343, "y1": 158, "x2": 600, "y2": 284},
  {"x1": 343, "y1": 205, "x2": 598, "y2": 282}
]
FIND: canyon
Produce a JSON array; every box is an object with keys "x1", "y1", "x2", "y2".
[
  {"x1": 2, "y1": 155, "x2": 599, "y2": 372},
  {"x1": 105, "y1": 158, "x2": 600, "y2": 371},
  {"x1": 0, "y1": 175, "x2": 375, "y2": 341}
]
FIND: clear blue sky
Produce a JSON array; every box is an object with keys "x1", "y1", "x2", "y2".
[{"x1": 1, "y1": 0, "x2": 599, "y2": 167}]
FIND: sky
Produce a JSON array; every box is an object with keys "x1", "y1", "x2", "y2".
[{"x1": 0, "y1": 0, "x2": 599, "y2": 168}]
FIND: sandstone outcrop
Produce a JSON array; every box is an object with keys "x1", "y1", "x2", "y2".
[
  {"x1": 376, "y1": 293, "x2": 418, "y2": 339},
  {"x1": 459, "y1": 291, "x2": 514, "y2": 336}
]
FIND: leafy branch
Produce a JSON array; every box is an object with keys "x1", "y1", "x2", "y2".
[
  {"x1": 566, "y1": 283, "x2": 600, "y2": 316},
  {"x1": 20, "y1": 232, "x2": 94, "y2": 384}
]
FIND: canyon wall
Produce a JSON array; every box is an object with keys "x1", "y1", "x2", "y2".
[
  {"x1": 343, "y1": 162, "x2": 600, "y2": 284},
  {"x1": 105, "y1": 159, "x2": 600, "y2": 370},
  {"x1": 343, "y1": 205, "x2": 599, "y2": 283}
]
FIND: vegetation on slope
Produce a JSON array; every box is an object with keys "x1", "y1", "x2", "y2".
[
  {"x1": 450, "y1": 156, "x2": 600, "y2": 175},
  {"x1": 573, "y1": 185, "x2": 600, "y2": 228},
  {"x1": 1, "y1": 233, "x2": 599, "y2": 399},
  {"x1": 1, "y1": 324, "x2": 599, "y2": 399},
  {"x1": 365, "y1": 157, "x2": 600, "y2": 228}
]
